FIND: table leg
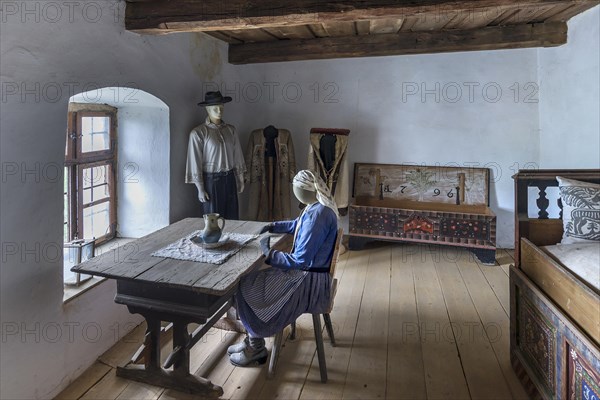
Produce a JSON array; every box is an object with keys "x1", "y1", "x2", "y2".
[
  {"x1": 172, "y1": 322, "x2": 190, "y2": 375},
  {"x1": 116, "y1": 315, "x2": 223, "y2": 398},
  {"x1": 113, "y1": 282, "x2": 235, "y2": 397},
  {"x1": 145, "y1": 318, "x2": 161, "y2": 370}
]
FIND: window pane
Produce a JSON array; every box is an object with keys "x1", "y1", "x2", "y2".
[
  {"x1": 83, "y1": 202, "x2": 110, "y2": 239},
  {"x1": 82, "y1": 184, "x2": 109, "y2": 204},
  {"x1": 82, "y1": 167, "x2": 93, "y2": 190},
  {"x1": 82, "y1": 165, "x2": 109, "y2": 191},
  {"x1": 94, "y1": 165, "x2": 109, "y2": 185},
  {"x1": 64, "y1": 167, "x2": 70, "y2": 242},
  {"x1": 92, "y1": 203, "x2": 110, "y2": 238},
  {"x1": 83, "y1": 188, "x2": 92, "y2": 204},
  {"x1": 64, "y1": 192, "x2": 68, "y2": 225},
  {"x1": 64, "y1": 196, "x2": 69, "y2": 242},
  {"x1": 64, "y1": 167, "x2": 69, "y2": 221},
  {"x1": 92, "y1": 183, "x2": 109, "y2": 202},
  {"x1": 81, "y1": 116, "x2": 110, "y2": 153},
  {"x1": 81, "y1": 117, "x2": 92, "y2": 152}
]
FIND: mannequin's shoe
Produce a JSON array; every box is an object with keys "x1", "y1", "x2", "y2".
[
  {"x1": 229, "y1": 347, "x2": 268, "y2": 367},
  {"x1": 227, "y1": 337, "x2": 250, "y2": 355}
]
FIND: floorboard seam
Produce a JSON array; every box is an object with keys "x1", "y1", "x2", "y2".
[
  {"x1": 384, "y1": 248, "x2": 392, "y2": 400},
  {"x1": 432, "y1": 248, "x2": 473, "y2": 400},
  {"x1": 72, "y1": 366, "x2": 113, "y2": 400},
  {"x1": 412, "y1": 247, "x2": 430, "y2": 399},
  {"x1": 340, "y1": 248, "x2": 370, "y2": 399},
  {"x1": 456, "y1": 257, "x2": 519, "y2": 400},
  {"x1": 297, "y1": 345, "x2": 318, "y2": 400},
  {"x1": 476, "y1": 262, "x2": 509, "y2": 318}
]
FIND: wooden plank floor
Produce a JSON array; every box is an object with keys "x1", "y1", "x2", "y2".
[{"x1": 56, "y1": 244, "x2": 529, "y2": 400}]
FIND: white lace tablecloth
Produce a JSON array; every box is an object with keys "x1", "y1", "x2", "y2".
[{"x1": 151, "y1": 231, "x2": 258, "y2": 265}]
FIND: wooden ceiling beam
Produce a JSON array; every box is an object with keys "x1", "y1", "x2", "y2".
[
  {"x1": 228, "y1": 21, "x2": 567, "y2": 64},
  {"x1": 125, "y1": 0, "x2": 596, "y2": 33}
]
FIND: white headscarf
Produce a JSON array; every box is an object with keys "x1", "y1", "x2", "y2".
[{"x1": 293, "y1": 170, "x2": 339, "y2": 218}]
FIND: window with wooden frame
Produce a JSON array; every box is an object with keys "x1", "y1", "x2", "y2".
[{"x1": 65, "y1": 103, "x2": 118, "y2": 245}]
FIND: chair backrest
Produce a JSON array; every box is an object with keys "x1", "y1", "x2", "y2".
[{"x1": 329, "y1": 228, "x2": 344, "y2": 278}]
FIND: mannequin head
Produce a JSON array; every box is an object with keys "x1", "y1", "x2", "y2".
[
  {"x1": 206, "y1": 104, "x2": 224, "y2": 124},
  {"x1": 293, "y1": 185, "x2": 317, "y2": 206},
  {"x1": 292, "y1": 169, "x2": 339, "y2": 217}
]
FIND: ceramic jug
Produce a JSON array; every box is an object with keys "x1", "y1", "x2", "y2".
[{"x1": 201, "y1": 213, "x2": 225, "y2": 243}]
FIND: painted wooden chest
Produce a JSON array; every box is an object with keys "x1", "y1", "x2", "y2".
[{"x1": 348, "y1": 163, "x2": 497, "y2": 264}]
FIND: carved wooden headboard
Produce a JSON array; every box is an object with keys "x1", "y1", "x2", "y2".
[{"x1": 513, "y1": 169, "x2": 600, "y2": 265}]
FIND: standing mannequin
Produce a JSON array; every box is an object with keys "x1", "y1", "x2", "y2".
[{"x1": 185, "y1": 91, "x2": 246, "y2": 219}]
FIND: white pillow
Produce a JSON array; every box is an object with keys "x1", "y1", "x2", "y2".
[{"x1": 557, "y1": 176, "x2": 600, "y2": 244}]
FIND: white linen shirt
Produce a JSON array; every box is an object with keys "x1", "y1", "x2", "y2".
[{"x1": 185, "y1": 118, "x2": 246, "y2": 191}]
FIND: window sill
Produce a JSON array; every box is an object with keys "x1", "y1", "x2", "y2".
[
  {"x1": 63, "y1": 276, "x2": 107, "y2": 304},
  {"x1": 63, "y1": 237, "x2": 135, "y2": 304}
]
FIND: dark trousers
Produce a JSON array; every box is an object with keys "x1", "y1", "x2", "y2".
[{"x1": 202, "y1": 170, "x2": 239, "y2": 220}]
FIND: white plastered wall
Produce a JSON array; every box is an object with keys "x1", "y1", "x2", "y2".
[
  {"x1": 221, "y1": 50, "x2": 541, "y2": 248},
  {"x1": 0, "y1": 2, "x2": 226, "y2": 398},
  {"x1": 538, "y1": 6, "x2": 600, "y2": 169}
]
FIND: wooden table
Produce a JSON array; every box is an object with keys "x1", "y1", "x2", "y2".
[{"x1": 72, "y1": 218, "x2": 285, "y2": 398}]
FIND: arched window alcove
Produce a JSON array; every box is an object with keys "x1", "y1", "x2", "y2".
[{"x1": 63, "y1": 87, "x2": 170, "y2": 286}]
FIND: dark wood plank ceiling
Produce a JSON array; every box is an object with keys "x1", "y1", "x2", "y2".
[{"x1": 125, "y1": 1, "x2": 600, "y2": 64}]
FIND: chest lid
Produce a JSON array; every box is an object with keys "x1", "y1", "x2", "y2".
[{"x1": 353, "y1": 163, "x2": 491, "y2": 207}]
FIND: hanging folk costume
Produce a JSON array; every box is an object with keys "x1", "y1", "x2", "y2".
[
  {"x1": 185, "y1": 92, "x2": 246, "y2": 220},
  {"x1": 307, "y1": 129, "x2": 350, "y2": 214},
  {"x1": 229, "y1": 170, "x2": 339, "y2": 367},
  {"x1": 245, "y1": 126, "x2": 296, "y2": 221}
]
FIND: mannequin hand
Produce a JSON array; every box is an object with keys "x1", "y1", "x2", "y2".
[
  {"x1": 198, "y1": 190, "x2": 210, "y2": 203},
  {"x1": 236, "y1": 174, "x2": 244, "y2": 193},
  {"x1": 260, "y1": 236, "x2": 271, "y2": 257},
  {"x1": 195, "y1": 183, "x2": 210, "y2": 203},
  {"x1": 258, "y1": 224, "x2": 273, "y2": 235}
]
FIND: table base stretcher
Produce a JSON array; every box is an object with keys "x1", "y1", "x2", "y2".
[{"x1": 114, "y1": 280, "x2": 235, "y2": 398}]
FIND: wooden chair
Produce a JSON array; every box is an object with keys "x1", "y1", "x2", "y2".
[{"x1": 268, "y1": 228, "x2": 344, "y2": 383}]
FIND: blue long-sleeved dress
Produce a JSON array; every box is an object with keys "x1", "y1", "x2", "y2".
[{"x1": 236, "y1": 203, "x2": 338, "y2": 338}]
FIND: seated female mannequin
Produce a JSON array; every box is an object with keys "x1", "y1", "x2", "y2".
[{"x1": 228, "y1": 170, "x2": 339, "y2": 366}]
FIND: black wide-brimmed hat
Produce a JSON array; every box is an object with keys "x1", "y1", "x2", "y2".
[{"x1": 197, "y1": 91, "x2": 232, "y2": 106}]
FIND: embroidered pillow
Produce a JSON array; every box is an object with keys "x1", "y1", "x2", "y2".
[{"x1": 557, "y1": 176, "x2": 600, "y2": 244}]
